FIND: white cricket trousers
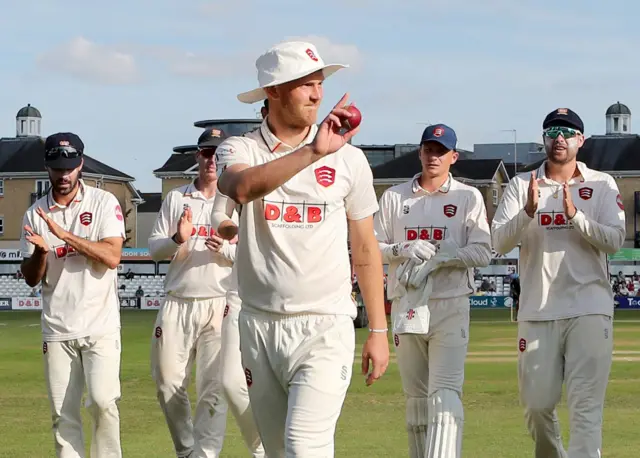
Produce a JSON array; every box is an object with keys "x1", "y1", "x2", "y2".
[
  {"x1": 220, "y1": 292, "x2": 265, "y2": 457},
  {"x1": 393, "y1": 297, "x2": 469, "y2": 458},
  {"x1": 238, "y1": 308, "x2": 355, "y2": 458},
  {"x1": 43, "y1": 332, "x2": 122, "y2": 458},
  {"x1": 151, "y1": 295, "x2": 228, "y2": 458},
  {"x1": 518, "y1": 314, "x2": 613, "y2": 458}
]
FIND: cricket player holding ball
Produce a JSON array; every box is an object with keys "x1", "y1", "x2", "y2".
[
  {"x1": 374, "y1": 124, "x2": 492, "y2": 458},
  {"x1": 213, "y1": 40, "x2": 389, "y2": 457},
  {"x1": 492, "y1": 108, "x2": 625, "y2": 457},
  {"x1": 148, "y1": 127, "x2": 235, "y2": 458},
  {"x1": 20, "y1": 133, "x2": 126, "y2": 458}
]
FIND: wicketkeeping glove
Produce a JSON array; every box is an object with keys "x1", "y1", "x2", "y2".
[{"x1": 393, "y1": 240, "x2": 438, "y2": 262}]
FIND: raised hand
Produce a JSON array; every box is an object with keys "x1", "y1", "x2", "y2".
[
  {"x1": 24, "y1": 224, "x2": 49, "y2": 253},
  {"x1": 524, "y1": 171, "x2": 539, "y2": 218},
  {"x1": 175, "y1": 207, "x2": 193, "y2": 244},
  {"x1": 35, "y1": 207, "x2": 67, "y2": 241},
  {"x1": 563, "y1": 183, "x2": 577, "y2": 219},
  {"x1": 311, "y1": 93, "x2": 360, "y2": 158}
]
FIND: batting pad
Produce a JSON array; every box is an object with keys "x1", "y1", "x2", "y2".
[
  {"x1": 426, "y1": 389, "x2": 463, "y2": 458},
  {"x1": 406, "y1": 396, "x2": 429, "y2": 458}
]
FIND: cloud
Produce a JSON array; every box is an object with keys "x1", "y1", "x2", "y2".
[{"x1": 37, "y1": 37, "x2": 140, "y2": 85}]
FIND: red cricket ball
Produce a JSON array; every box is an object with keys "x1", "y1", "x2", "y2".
[{"x1": 343, "y1": 105, "x2": 362, "y2": 130}]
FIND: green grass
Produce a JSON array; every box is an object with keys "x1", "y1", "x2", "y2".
[{"x1": 1, "y1": 309, "x2": 639, "y2": 457}]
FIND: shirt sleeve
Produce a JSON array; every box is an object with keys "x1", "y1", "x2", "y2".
[
  {"x1": 99, "y1": 194, "x2": 126, "y2": 240},
  {"x1": 20, "y1": 210, "x2": 35, "y2": 258},
  {"x1": 491, "y1": 176, "x2": 533, "y2": 255},
  {"x1": 215, "y1": 137, "x2": 253, "y2": 180},
  {"x1": 345, "y1": 147, "x2": 379, "y2": 220},
  {"x1": 373, "y1": 189, "x2": 401, "y2": 264},
  {"x1": 570, "y1": 176, "x2": 626, "y2": 254},
  {"x1": 148, "y1": 192, "x2": 181, "y2": 262},
  {"x1": 457, "y1": 189, "x2": 492, "y2": 267}
]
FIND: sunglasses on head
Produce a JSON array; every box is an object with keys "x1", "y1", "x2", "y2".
[
  {"x1": 45, "y1": 146, "x2": 82, "y2": 159},
  {"x1": 543, "y1": 126, "x2": 581, "y2": 139}
]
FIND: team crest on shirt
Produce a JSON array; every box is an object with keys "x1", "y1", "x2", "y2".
[
  {"x1": 79, "y1": 211, "x2": 93, "y2": 226},
  {"x1": 115, "y1": 205, "x2": 124, "y2": 222},
  {"x1": 314, "y1": 166, "x2": 336, "y2": 187},
  {"x1": 578, "y1": 187, "x2": 593, "y2": 200},
  {"x1": 223, "y1": 304, "x2": 230, "y2": 318},
  {"x1": 42, "y1": 342, "x2": 48, "y2": 354},
  {"x1": 617, "y1": 194, "x2": 624, "y2": 210},
  {"x1": 443, "y1": 204, "x2": 457, "y2": 218}
]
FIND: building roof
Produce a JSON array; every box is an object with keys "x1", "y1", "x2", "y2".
[
  {"x1": 0, "y1": 137, "x2": 134, "y2": 179},
  {"x1": 16, "y1": 104, "x2": 41, "y2": 118},
  {"x1": 154, "y1": 153, "x2": 197, "y2": 174},
  {"x1": 606, "y1": 102, "x2": 631, "y2": 116},
  {"x1": 138, "y1": 192, "x2": 163, "y2": 213},
  {"x1": 372, "y1": 149, "x2": 503, "y2": 181}
]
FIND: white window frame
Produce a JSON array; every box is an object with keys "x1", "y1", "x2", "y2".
[
  {"x1": 35, "y1": 179, "x2": 50, "y2": 196},
  {"x1": 0, "y1": 216, "x2": 4, "y2": 235},
  {"x1": 492, "y1": 188, "x2": 499, "y2": 206},
  {"x1": 0, "y1": 179, "x2": 4, "y2": 196}
]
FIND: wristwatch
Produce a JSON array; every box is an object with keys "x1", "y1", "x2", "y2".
[{"x1": 171, "y1": 233, "x2": 183, "y2": 245}]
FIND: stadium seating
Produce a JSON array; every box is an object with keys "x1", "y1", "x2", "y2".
[
  {"x1": 0, "y1": 274, "x2": 167, "y2": 298},
  {"x1": 474, "y1": 275, "x2": 512, "y2": 296}
]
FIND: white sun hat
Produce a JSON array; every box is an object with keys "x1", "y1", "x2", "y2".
[{"x1": 237, "y1": 41, "x2": 348, "y2": 104}]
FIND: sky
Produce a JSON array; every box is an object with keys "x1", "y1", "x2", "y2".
[{"x1": 1, "y1": 0, "x2": 639, "y2": 192}]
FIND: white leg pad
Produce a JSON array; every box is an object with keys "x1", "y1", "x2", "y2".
[
  {"x1": 406, "y1": 396, "x2": 429, "y2": 458},
  {"x1": 425, "y1": 389, "x2": 463, "y2": 458}
]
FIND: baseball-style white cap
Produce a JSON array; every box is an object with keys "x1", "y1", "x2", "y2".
[{"x1": 237, "y1": 41, "x2": 348, "y2": 104}]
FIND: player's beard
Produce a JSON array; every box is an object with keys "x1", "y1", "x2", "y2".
[
  {"x1": 545, "y1": 137, "x2": 579, "y2": 165},
  {"x1": 50, "y1": 172, "x2": 79, "y2": 196},
  {"x1": 280, "y1": 99, "x2": 318, "y2": 129}
]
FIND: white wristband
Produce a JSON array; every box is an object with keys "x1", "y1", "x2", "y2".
[{"x1": 369, "y1": 328, "x2": 388, "y2": 333}]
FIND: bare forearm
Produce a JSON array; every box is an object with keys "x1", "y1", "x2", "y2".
[
  {"x1": 63, "y1": 233, "x2": 121, "y2": 269},
  {"x1": 221, "y1": 145, "x2": 318, "y2": 204},
  {"x1": 352, "y1": 245, "x2": 387, "y2": 330},
  {"x1": 21, "y1": 251, "x2": 47, "y2": 287}
]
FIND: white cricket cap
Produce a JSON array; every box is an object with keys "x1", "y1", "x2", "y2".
[{"x1": 237, "y1": 41, "x2": 348, "y2": 104}]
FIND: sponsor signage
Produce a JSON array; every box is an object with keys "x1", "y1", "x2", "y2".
[
  {"x1": 12, "y1": 297, "x2": 43, "y2": 310},
  {"x1": 140, "y1": 296, "x2": 164, "y2": 310},
  {"x1": 0, "y1": 297, "x2": 11, "y2": 310},
  {"x1": 0, "y1": 249, "x2": 22, "y2": 261},
  {"x1": 469, "y1": 296, "x2": 512, "y2": 309},
  {"x1": 614, "y1": 296, "x2": 640, "y2": 309}
]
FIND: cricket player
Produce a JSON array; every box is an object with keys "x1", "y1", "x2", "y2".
[
  {"x1": 148, "y1": 127, "x2": 234, "y2": 458},
  {"x1": 374, "y1": 124, "x2": 492, "y2": 458},
  {"x1": 213, "y1": 40, "x2": 390, "y2": 457},
  {"x1": 20, "y1": 132, "x2": 125, "y2": 458},
  {"x1": 492, "y1": 108, "x2": 625, "y2": 458}
]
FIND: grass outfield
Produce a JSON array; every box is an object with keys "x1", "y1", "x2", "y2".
[{"x1": 0, "y1": 309, "x2": 639, "y2": 457}]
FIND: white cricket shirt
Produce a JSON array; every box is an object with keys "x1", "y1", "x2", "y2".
[
  {"x1": 148, "y1": 182, "x2": 238, "y2": 299},
  {"x1": 374, "y1": 174, "x2": 492, "y2": 299},
  {"x1": 215, "y1": 121, "x2": 379, "y2": 317},
  {"x1": 20, "y1": 181, "x2": 126, "y2": 341},
  {"x1": 491, "y1": 161, "x2": 625, "y2": 320}
]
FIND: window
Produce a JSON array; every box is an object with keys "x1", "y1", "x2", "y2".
[
  {"x1": 0, "y1": 217, "x2": 4, "y2": 235},
  {"x1": 35, "y1": 179, "x2": 50, "y2": 196},
  {"x1": 614, "y1": 117, "x2": 619, "y2": 131},
  {"x1": 20, "y1": 120, "x2": 25, "y2": 133},
  {"x1": 492, "y1": 188, "x2": 499, "y2": 206},
  {"x1": 623, "y1": 120, "x2": 628, "y2": 132},
  {"x1": 30, "y1": 120, "x2": 35, "y2": 133},
  {"x1": 0, "y1": 179, "x2": 4, "y2": 196}
]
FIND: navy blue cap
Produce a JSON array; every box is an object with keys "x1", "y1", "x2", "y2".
[
  {"x1": 44, "y1": 132, "x2": 84, "y2": 169},
  {"x1": 421, "y1": 124, "x2": 457, "y2": 151},
  {"x1": 197, "y1": 127, "x2": 227, "y2": 148},
  {"x1": 543, "y1": 108, "x2": 584, "y2": 132}
]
